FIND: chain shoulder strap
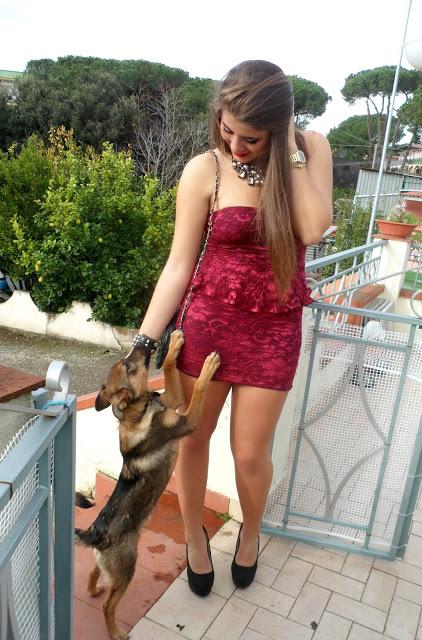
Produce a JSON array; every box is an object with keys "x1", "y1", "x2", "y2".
[{"x1": 179, "y1": 150, "x2": 220, "y2": 326}]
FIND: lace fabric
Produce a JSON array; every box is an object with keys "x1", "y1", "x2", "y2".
[
  {"x1": 192, "y1": 207, "x2": 313, "y2": 313},
  {"x1": 176, "y1": 206, "x2": 312, "y2": 390}
]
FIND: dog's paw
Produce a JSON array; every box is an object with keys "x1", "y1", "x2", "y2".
[
  {"x1": 203, "y1": 351, "x2": 221, "y2": 378},
  {"x1": 88, "y1": 585, "x2": 105, "y2": 598},
  {"x1": 168, "y1": 330, "x2": 184, "y2": 357}
]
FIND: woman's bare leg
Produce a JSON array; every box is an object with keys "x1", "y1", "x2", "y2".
[
  {"x1": 175, "y1": 372, "x2": 231, "y2": 573},
  {"x1": 230, "y1": 385, "x2": 288, "y2": 566}
]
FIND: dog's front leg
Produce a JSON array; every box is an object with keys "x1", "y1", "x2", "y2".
[
  {"x1": 160, "y1": 330, "x2": 185, "y2": 410},
  {"x1": 181, "y1": 351, "x2": 221, "y2": 427}
]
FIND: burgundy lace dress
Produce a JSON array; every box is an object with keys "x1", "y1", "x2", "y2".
[{"x1": 176, "y1": 206, "x2": 313, "y2": 390}]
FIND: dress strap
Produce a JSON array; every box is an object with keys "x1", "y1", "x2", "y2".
[
  {"x1": 178, "y1": 152, "x2": 219, "y2": 327},
  {"x1": 209, "y1": 150, "x2": 220, "y2": 213}
]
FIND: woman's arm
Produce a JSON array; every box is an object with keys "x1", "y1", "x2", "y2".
[
  {"x1": 138, "y1": 152, "x2": 214, "y2": 340},
  {"x1": 288, "y1": 119, "x2": 333, "y2": 245}
]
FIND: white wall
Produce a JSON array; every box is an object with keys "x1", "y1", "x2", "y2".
[{"x1": 0, "y1": 291, "x2": 122, "y2": 349}]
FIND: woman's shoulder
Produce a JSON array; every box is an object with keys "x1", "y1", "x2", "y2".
[
  {"x1": 301, "y1": 130, "x2": 330, "y2": 155},
  {"x1": 181, "y1": 150, "x2": 216, "y2": 181},
  {"x1": 178, "y1": 151, "x2": 217, "y2": 202}
]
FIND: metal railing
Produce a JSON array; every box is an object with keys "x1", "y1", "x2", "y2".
[
  {"x1": 264, "y1": 302, "x2": 422, "y2": 559},
  {"x1": 265, "y1": 238, "x2": 422, "y2": 558},
  {"x1": 0, "y1": 361, "x2": 75, "y2": 640},
  {"x1": 306, "y1": 240, "x2": 386, "y2": 310}
]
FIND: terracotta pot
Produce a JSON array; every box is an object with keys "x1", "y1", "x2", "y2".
[
  {"x1": 402, "y1": 192, "x2": 422, "y2": 220},
  {"x1": 375, "y1": 219, "x2": 417, "y2": 240}
]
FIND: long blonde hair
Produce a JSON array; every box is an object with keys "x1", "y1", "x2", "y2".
[{"x1": 211, "y1": 60, "x2": 306, "y2": 295}]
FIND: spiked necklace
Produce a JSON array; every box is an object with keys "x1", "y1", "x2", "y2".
[{"x1": 231, "y1": 157, "x2": 264, "y2": 186}]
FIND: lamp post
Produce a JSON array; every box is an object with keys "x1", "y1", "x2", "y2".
[{"x1": 366, "y1": 0, "x2": 421, "y2": 243}]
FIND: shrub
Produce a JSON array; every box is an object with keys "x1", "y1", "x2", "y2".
[
  {"x1": 5, "y1": 128, "x2": 176, "y2": 327},
  {"x1": 0, "y1": 135, "x2": 53, "y2": 279},
  {"x1": 322, "y1": 198, "x2": 371, "y2": 278}
]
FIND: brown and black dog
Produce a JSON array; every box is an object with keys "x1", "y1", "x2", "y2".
[{"x1": 75, "y1": 330, "x2": 220, "y2": 640}]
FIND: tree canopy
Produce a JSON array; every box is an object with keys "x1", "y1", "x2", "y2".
[
  {"x1": 398, "y1": 84, "x2": 422, "y2": 139},
  {"x1": 289, "y1": 76, "x2": 331, "y2": 128},
  {"x1": 341, "y1": 65, "x2": 421, "y2": 167},
  {"x1": 8, "y1": 56, "x2": 210, "y2": 151},
  {"x1": 327, "y1": 114, "x2": 404, "y2": 161}
]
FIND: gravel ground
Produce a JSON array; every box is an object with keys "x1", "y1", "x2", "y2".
[{"x1": 0, "y1": 326, "x2": 161, "y2": 397}]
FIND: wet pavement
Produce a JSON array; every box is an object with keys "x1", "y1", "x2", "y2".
[{"x1": 0, "y1": 327, "x2": 161, "y2": 398}]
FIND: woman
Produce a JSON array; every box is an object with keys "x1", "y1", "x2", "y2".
[{"x1": 133, "y1": 60, "x2": 332, "y2": 595}]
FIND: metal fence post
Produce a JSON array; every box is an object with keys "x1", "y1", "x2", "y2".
[{"x1": 52, "y1": 397, "x2": 76, "y2": 640}]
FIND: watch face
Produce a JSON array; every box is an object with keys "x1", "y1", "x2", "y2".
[{"x1": 296, "y1": 150, "x2": 306, "y2": 163}]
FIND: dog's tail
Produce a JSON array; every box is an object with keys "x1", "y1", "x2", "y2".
[
  {"x1": 75, "y1": 492, "x2": 95, "y2": 509},
  {"x1": 75, "y1": 518, "x2": 107, "y2": 549},
  {"x1": 75, "y1": 527, "x2": 96, "y2": 548}
]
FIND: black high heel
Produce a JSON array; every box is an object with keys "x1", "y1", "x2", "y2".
[
  {"x1": 186, "y1": 526, "x2": 214, "y2": 597},
  {"x1": 231, "y1": 523, "x2": 259, "y2": 588}
]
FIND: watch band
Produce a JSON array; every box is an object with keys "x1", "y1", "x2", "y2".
[{"x1": 289, "y1": 150, "x2": 306, "y2": 168}]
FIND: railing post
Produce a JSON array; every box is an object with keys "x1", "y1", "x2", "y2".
[
  {"x1": 376, "y1": 239, "x2": 412, "y2": 304},
  {"x1": 53, "y1": 396, "x2": 76, "y2": 640}
]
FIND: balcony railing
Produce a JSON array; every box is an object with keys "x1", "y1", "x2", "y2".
[{"x1": 0, "y1": 362, "x2": 75, "y2": 640}]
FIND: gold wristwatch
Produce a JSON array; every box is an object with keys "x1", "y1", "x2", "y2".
[{"x1": 289, "y1": 149, "x2": 306, "y2": 168}]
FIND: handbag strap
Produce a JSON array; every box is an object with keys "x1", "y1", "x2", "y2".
[{"x1": 178, "y1": 150, "x2": 220, "y2": 327}]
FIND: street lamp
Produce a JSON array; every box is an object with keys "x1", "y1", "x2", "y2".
[{"x1": 366, "y1": 0, "x2": 422, "y2": 243}]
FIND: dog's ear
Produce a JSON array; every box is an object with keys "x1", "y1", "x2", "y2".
[
  {"x1": 116, "y1": 388, "x2": 130, "y2": 410},
  {"x1": 95, "y1": 385, "x2": 110, "y2": 411}
]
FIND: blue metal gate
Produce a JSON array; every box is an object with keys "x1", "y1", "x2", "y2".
[
  {"x1": 0, "y1": 361, "x2": 75, "y2": 640},
  {"x1": 264, "y1": 241, "x2": 422, "y2": 560}
]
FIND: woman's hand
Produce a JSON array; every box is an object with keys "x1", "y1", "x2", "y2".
[{"x1": 288, "y1": 113, "x2": 297, "y2": 152}]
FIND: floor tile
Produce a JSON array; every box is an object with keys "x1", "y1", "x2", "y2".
[
  {"x1": 258, "y1": 536, "x2": 295, "y2": 570},
  {"x1": 206, "y1": 596, "x2": 257, "y2": 640},
  {"x1": 348, "y1": 624, "x2": 388, "y2": 639},
  {"x1": 291, "y1": 542, "x2": 345, "y2": 572},
  {"x1": 385, "y1": 596, "x2": 420, "y2": 640},
  {"x1": 341, "y1": 553, "x2": 374, "y2": 582},
  {"x1": 362, "y1": 568, "x2": 396, "y2": 612},
  {"x1": 288, "y1": 582, "x2": 330, "y2": 628},
  {"x1": 235, "y1": 580, "x2": 295, "y2": 617},
  {"x1": 312, "y1": 610, "x2": 351, "y2": 640},
  {"x1": 254, "y1": 560, "x2": 278, "y2": 587},
  {"x1": 210, "y1": 519, "x2": 240, "y2": 554},
  {"x1": 239, "y1": 631, "x2": 270, "y2": 640},
  {"x1": 73, "y1": 597, "x2": 131, "y2": 640},
  {"x1": 272, "y1": 556, "x2": 313, "y2": 598},
  {"x1": 396, "y1": 578, "x2": 422, "y2": 606},
  {"x1": 403, "y1": 534, "x2": 422, "y2": 568},
  {"x1": 327, "y1": 593, "x2": 387, "y2": 632},
  {"x1": 144, "y1": 577, "x2": 226, "y2": 640},
  {"x1": 308, "y1": 565, "x2": 364, "y2": 600},
  {"x1": 248, "y1": 607, "x2": 313, "y2": 640},
  {"x1": 131, "y1": 617, "x2": 191, "y2": 640},
  {"x1": 411, "y1": 521, "x2": 422, "y2": 537},
  {"x1": 374, "y1": 559, "x2": 422, "y2": 587}
]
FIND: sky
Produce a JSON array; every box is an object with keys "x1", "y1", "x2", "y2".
[{"x1": 1, "y1": 0, "x2": 421, "y2": 135}]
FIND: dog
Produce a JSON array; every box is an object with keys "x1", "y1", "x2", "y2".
[{"x1": 75, "y1": 330, "x2": 220, "y2": 640}]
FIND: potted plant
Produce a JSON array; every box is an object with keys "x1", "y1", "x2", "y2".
[{"x1": 375, "y1": 205, "x2": 419, "y2": 240}]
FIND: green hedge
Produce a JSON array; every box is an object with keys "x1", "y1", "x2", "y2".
[{"x1": 0, "y1": 128, "x2": 176, "y2": 327}]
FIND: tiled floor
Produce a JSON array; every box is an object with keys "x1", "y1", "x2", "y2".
[
  {"x1": 73, "y1": 473, "x2": 224, "y2": 640},
  {"x1": 75, "y1": 475, "x2": 422, "y2": 640}
]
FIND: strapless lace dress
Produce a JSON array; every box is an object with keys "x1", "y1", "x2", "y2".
[{"x1": 176, "y1": 206, "x2": 313, "y2": 390}]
